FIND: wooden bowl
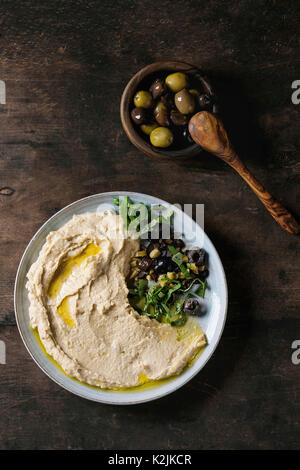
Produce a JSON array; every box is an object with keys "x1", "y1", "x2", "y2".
[{"x1": 120, "y1": 61, "x2": 216, "y2": 159}]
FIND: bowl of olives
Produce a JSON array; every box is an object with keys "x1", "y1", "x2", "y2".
[{"x1": 120, "y1": 61, "x2": 217, "y2": 159}]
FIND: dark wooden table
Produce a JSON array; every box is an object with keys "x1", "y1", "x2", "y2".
[{"x1": 0, "y1": 0, "x2": 299, "y2": 450}]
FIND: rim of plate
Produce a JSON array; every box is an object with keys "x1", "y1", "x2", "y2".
[{"x1": 14, "y1": 191, "x2": 228, "y2": 405}]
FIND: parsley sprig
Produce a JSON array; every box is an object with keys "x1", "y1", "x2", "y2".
[{"x1": 129, "y1": 277, "x2": 207, "y2": 327}]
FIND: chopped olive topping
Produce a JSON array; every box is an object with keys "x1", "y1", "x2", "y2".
[
  {"x1": 114, "y1": 196, "x2": 209, "y2": 326},
  {"x1": 137, "y1": 258, "x2": 152, "y2": 271},
  {"x1": 183, "y1": 298, "x2": 202, "y2": 316}
]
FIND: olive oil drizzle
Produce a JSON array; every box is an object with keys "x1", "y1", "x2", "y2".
[
  {"x1": 31, "y1": 316, "x2": 206, "y2": 393},
  {"x1": 35, "y1": 241, "x2": 207, "y2": 392},
  {"x1": 47, "y1": 242, "x2": 101, "y2": 327}
]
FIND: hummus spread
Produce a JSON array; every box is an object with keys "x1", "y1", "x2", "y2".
[{"x1": 26, "y1": 212, "x2": 205, "y2": 389}]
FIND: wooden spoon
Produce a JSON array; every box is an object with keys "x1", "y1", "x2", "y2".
[{"x1": 188, "y1": 111, "x2": 300, "y2": 235}]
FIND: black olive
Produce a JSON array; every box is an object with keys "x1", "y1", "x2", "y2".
[
  {"x1": 149, "y1": 78, "x2": 166, "y2": 99},
  {"x1": 170, "y1": 110, "x2": 188, "y2": 126},
  {"x1": 158, "y1": 238, "x2": 167, "y2": 247},
  {"x1": 173, "y1": 264, "x2": 180, "y2": 273},
  {"x1": 140, "y1": 239, "x2": 151, "y2": 249},
  {"x1": 155, "y1": 107, "x2": 170, "y2": 127},
  {"x1": 199, "y1": 268, "x2": 209, "y2": 280},
  {"x1": 148, "y1": 242, "x2": 160, "y2": 253},
  {"x1": 183, "y1": 298, "x2": 202, "y2": 316},
  {"x1": 174, "y1": 238, "x2": 185, "y2": 249},
  {"x1": 168, "y1": 260, "x2": 178, "y2": 272},
  {"x1": 187, "y1": 248, "x2": 206, "y2": 266},
  {"x1": 198, "y1": 249, "x2": 207, "y2": 265},
  {"x1": 182, "y1": 126, "x2": 194, "y2": 145},
  {"x1": 153, "y1": 257, "x2": 170, "y2": 274},
  {"x1": 131, "y1": 107, "x2": 148, "y2": 125},
  {"x1": 187, "y1": 249, "x2": 200, "y2": 263},
  {"x1": 189, "y1": 271, "x2": 198, "y2": 279},
  {"x1": 198, "y1": 94, "x2": 212, "y2": 109},
  {"x1": 181, "y1": 279, "x2": 192, "y2": 289},
  {"x1": 137, "y1": 258, "x2": 152, "y2": 272},
  {"x1": 160, "y1": 93, "x2": 174, "y2": 109}
]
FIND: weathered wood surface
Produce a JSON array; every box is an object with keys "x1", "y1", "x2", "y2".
[{"x1": 0, "y1": 0, "x2": 299, "y2": 450}]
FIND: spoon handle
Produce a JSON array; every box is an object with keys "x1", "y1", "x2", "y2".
[
  {"x1": 188, "y1": 111, "x2": 300, "y2": 235},
  {"x1": 226, "y1": 150, "x2": 300, "y2": 235}
]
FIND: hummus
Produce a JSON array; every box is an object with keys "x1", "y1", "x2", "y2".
[{"x1": 26, "y1": 212, "x2": 206, "y2": 389}]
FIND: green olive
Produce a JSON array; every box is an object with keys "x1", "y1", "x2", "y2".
[
  {"x1": 174, "y1": 89, "x2": 195, "y2": 114},
  {"x1": 153, "y1": 101, "x2": 167, "y2": 116},
  {"x1": 189, "y1": 89, "x2": 200, "y2": 97},
  {"x1": 140, "y1": 122, "x2": 159, "y2": 135},
  {"x1": 165, "y1": 72, "x2": 188, "y2": 93},
  {"x1": 133, "y1": 90, "x2": 153, "y2": 109},
  {"x1": 150, "y1": 127, "x2": 173, "y2": 148}
]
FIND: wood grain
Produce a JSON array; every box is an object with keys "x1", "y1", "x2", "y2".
[{"x1": 0, "y1": 0, "x2": 299, "y2": 450}]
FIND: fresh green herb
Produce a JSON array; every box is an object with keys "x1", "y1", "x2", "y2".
[
  {"x1": 130, "y1": 295, "x2": 146, "y2": 312},
  {"x1": 195, "y1": 279, "x2": 207, "y2": 298},
  {"x1": 128, "y1": 279, "x2": 148, "y2": 297},
  {"x1": 168, "y1": 245, "x2": 192, "y2": 279},
  {"x1": 168, "y1": 245, "x2": 177, "y2": 256},
  {"x1": 166, "y1": 301, "x2": 187, "y2": 326},
  {"x1": 115, "y1": 196, "x2": 173, "y2": 238},
  {"x1": 180, "y1": 277, "x2": 207, "y2": 296},
  {"x1": 172, "y1": 251, "x2": 183, "y2": 265},
  {"x1": 128, "y1": 288, "x2": 138, "y2": 295},
  {"x1": 115, "y1": 196, "x2": 207, "y2": 326},
  {"x1": 140, "y1": 281, "x2": 187, "y2": 326},
  {"x1": 138, "y1": 279, "x2": 148, "y2": 297},
  {"x1": 128, "y1": 275, "x2": 207, "y2": 327},
  {"x1": 164, "y1": 281, "x2": 182, "y2": 302}
]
